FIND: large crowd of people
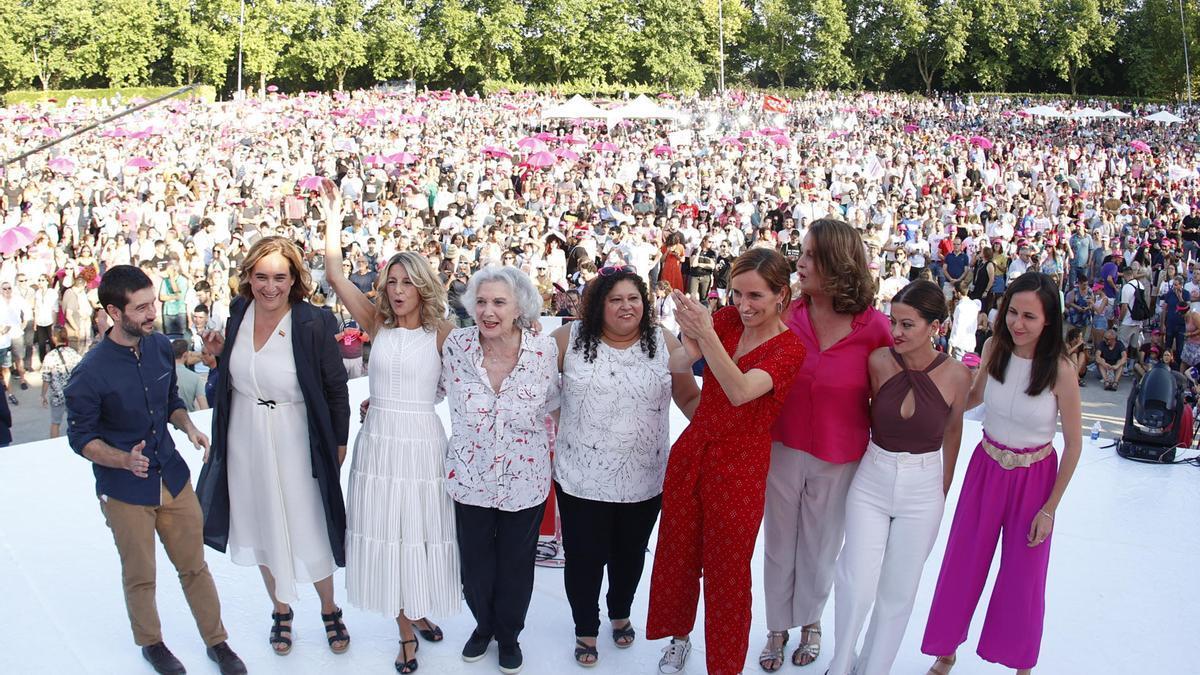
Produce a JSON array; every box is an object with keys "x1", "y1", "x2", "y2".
[{"x1": 9, "y1": 85, "x2": 1189, "y2": 673}]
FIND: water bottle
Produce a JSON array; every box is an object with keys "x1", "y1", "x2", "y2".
[{"x1": 1091, "y1": 421, "x2": 1102, "y2": 442}]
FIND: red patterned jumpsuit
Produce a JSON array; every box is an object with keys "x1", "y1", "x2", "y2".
[{"x1": 646, "y1": 306, "x2": 807, "y2": 675}]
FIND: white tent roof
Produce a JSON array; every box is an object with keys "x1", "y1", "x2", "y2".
[
  {"x1": 540, "y1": 95, "x2": 608, "y2": 120},
  {"x1": 1070, "y1": 107, "x2": 1105, "y2": 119},
  {"x1": 1100, "y1": 109, "x2": 1131, "y2": 118},
  {"x1": 1022, "y1": 105, "x2": 1064, "y2": 118},
  {"x1": 608, "y1": 95, "x2": 682, "y2": 121},
  {"x1": 1145, "y1": 110, "x2": 1185, "y2": 124}
]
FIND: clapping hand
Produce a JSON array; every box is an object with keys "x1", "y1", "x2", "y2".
[
  {"x1": 671, "y1": 290, "x2": 713, "y2": 340},
  {"x1": 200, "y1": 329, "x2": 224, "y2": 357}
]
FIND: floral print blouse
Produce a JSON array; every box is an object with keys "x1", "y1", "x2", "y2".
[{"x1": 441, "y1": 327, "x2": 561, "y2": 512}]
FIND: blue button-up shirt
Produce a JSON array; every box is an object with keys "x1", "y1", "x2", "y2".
[{"x1": 66, "y1": 330, "x2": 189, "y2": 506}]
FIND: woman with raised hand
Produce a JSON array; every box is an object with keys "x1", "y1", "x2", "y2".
[
  {"x1": 760, "y1": 219, "x2": 892, "y2": 672},
  {"x1": 647, "y1": 248, "x2": 806, "y2": 675},
  {"x1": 196, "y1": 235, "x2": 351, "y2": 658},
  {"x1": 827, "y1": 280, "x2": 970, "y2": 675},
  {"x1": 323, "y1": 191, "x2": 459, "y2": 674},
  {"x1": 550, "y1": 264, "x2": 700, "y2": 667},
  {"x1": 442, "y1": 266, "x2": 560, "y2": 675},
  {"x1": 921, "y1": 272, "x2": 1082, "y2": 675}
]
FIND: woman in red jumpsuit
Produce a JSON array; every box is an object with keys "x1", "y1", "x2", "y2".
[{"x1": 647, "y1": 248, "x2": 807, "y2": 675}]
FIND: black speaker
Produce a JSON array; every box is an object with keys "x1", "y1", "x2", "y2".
[{"x1": 1116, "y1": 440, "x2": 1177, "y2": 464}]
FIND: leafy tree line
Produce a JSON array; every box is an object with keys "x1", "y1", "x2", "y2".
[{"x1": 0, "y1": 0, "x2": 1195, "y2": 99}]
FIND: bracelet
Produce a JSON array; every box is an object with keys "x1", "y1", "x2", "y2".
[{"x1": 1038, "y1": 509, "x2": 1054, "y2": 521}]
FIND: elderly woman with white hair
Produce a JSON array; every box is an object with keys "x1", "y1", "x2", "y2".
[{"x1": 441, "y1": 265, "x2": 560, "y2": 675}]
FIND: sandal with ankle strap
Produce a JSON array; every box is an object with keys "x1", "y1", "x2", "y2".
[
  {"x1": 611, "y1": 620, "x2": 635, "y2": 648},
  {"x1": 926, "y1": 655, "x2": 956, "y2": 675},
  {"x1": 791, "y1": 625, "x2": 821, "y2": 667},
  {"x1": 321, "y1": 607, "x2": 351, "y2": 654},
  {"x1": 396, "y1": 638, "x2": 419, "y2": 673},
  {"x1": 574, "y1": 638, "x2": 599, "y2": 667},
  {"x1": 411, "y1": 619, "x2": 444, "y2": 642},
  {"x1": 758, "y1": 630, "x2": 789, "y2": 672},
  {"x1": 269, "y1": 608, "x2": 294, "y2": 655}
]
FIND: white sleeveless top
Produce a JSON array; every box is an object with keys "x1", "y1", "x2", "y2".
[
  {"x1": 554, "y1": 323, "x2": 672, "y2": 502},
  {"x1": 983, "y1": 354, "x2": 1058, "y2": 448}
]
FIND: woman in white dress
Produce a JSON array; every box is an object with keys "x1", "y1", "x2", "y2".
[
  {"x1": 324, "y1": 199, "x2": 459, "y2": 674},
  {"x1": 197, "y1": 236, "x2": 352, "y2": 657}
]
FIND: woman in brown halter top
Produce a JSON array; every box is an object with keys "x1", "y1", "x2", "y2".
[{"x1": 826, "y1": 280, "x2": 971, "y2": 675}]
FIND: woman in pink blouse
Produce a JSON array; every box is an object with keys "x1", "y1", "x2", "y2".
[
  {"x1": 758, "y1": 219, "x2": 893, "y2": 671},
  {"x1": 441, "y1": 265, "x2": 560, "y2": 675}
]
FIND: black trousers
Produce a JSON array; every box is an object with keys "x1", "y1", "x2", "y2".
[
  {"x1": 454, "y1": 499, "x2": 545, "y2": 647},
  {"x1": 555, "y1": 482, "x2": 662, "y2": 637}
]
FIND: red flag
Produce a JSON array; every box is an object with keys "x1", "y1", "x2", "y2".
[{"x1": 763, "y1": 94, "x2": 790, "y2": 113}]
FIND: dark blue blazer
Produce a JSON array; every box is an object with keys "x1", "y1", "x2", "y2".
[{"x1": 196, "y1": 296, "x2": 350, "y2": 566}]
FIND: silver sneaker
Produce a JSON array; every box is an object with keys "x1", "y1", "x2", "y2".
[{"x1": 658, "y1": 637, "x2": 691, "y2": 674}]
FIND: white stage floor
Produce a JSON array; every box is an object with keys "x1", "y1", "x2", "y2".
[{"x1": 2, "y1": 376, "x2": 1197, "y2": 674}]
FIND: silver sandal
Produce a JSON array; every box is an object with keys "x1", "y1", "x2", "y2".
[
  {"x1": 758, "y1": 631, "x2": 788, "y2": 672},
  {"x1": 791, "y1": 625, "x2": 821, "y2": 667}
]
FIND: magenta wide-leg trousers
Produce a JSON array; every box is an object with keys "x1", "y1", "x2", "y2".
[{"x1": 921, "y1": 440, "x2": 1058, "y2": 670}]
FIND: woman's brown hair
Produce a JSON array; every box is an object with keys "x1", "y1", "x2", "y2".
[
  {"x1": 236, "y1": 236, "x2": 313, "y2": 305},
  {"x1": 730, "y1": 247, "x2": 793, "y2": 309},
  {"x1": 803, "y1": 218, "x2": 875, "y2": 314}
]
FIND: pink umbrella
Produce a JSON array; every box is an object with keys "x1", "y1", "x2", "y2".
[
  {"x1": 1001, "y1": 110, "x2": 1015, "y2": 118},
  {"x1": 561, "y1": 134, "x2": 588, "y2": 145},
  {"x1": 126, "y1": 157, "x2": 155, "y2": 170},
  {"x1": 267, "y1": 84, "x2": 279, "y2": 93},
  {"x1": 653, "y1": 144, "x2": 673, "y2": 156},
  {"x1": 100, "y1": 127, "x2": 127, "y2": 138},
  {"x1": 827, "y1": 131, "x2": 842, "y2": 140},
  {"x1": 758, "y1": 127, "x2": 786, "y2": 136},
  {"x1": 946, "y1": 134, "x2": 968, "y2": 143},
  {"x1": 39, "y1": 127, "x2": 60, "y2": 138},
  {"x1": 297, "y1": 175, "x2": 326, "y2": 191},
  {"x1": 658, "y1": 93, "x2": 675, "y2": 99},
  {"x1": 969, "y1": 135, "x2": 994, "y2": 149},
  {"x1": 771, "y1": 135, "x2": 791, "y2": 146},
  {"x1": 482, "y1": 146, "x2": 513, "y2": 159},
  {"x1": 903, "y1": 124, "x2": 920, "y2": 133},
  {"x1": 739, "y1": 130, "x2": 756, "y2": 139},
  {"x1": 363, "y1": 154, "x2": 384, "y2": 165},
  {"x1": 517, "y1": 136, "x2": 546, "y2": 151},
  {"x1": 1130, "y1": 140, "x2": 1152, "y2": 153},
  {"x1": 466, "y1": 95, "x2": 481, "y2": 102},
  {"x1": 47, "y1": 157, "x2": 76, "y2": 173},
  {"x1": 0, "y1": 226, "x2": 35, "y2": 254},
  {"x1": 526, "y1": 151, "x2": 557, "y2": 169},
  {"x1": 387, "y1": 152, "x2": 419, "y2": 165},
  {"x1": 535, "y1": 132, "x2": 557, "y2": 142},
  {"x1": 554, "y1": 148, "x2": 580, "y2": 162},
  {"x1": 592, "y1": 141, "x2": 618, "y2": 153}
]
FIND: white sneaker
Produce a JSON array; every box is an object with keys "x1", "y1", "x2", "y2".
[{"x1": 658, "y1": 637, "x2": 691, "y2": 674}]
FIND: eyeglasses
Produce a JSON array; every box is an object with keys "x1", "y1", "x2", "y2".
[{"x1": 598, "y1": 265, "x2": 636, "y2": 277}]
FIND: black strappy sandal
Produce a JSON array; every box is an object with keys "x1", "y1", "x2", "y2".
[
  {"x1": 611, "y1": 620, "x2": 635, "y2": 649},
  {"x1": 321, "y1": 607, "x2": 351, "y2": 654},
  {"x1": 574, "y1": 638, "x2": 599, "y2": 667},
  {"x1": 269, "y1": 608, "x2": 293, "y2": 655},
  {"x1": 411, "y1": 618, "x2": 444, "y2": 642},
  {"x1": 396, "y1": 638, "x2": 419, "y2": 673}
]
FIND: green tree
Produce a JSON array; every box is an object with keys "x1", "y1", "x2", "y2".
[
  {"x1": 914, "y1": 0, "x2": 969, "y2": 95},
  {"x1": 426, "y1": 0, "x2": 525, "y2": 84},
  {"x1": 1038, "y1": 0, "x2": 1118, "y2": 94},
  {"x1": 957, "y1": 0, "x2": 1041, "y2": 90},
  {"x1": 845, "y1": 0, "x2": 925, "y2": 86},
  {"x1": 523, "y1": 0, "x2": 637, "y2": 84},
  {"x1": 286, "y1": 0, "x2": 368, "y2": 90},
  {"x1": 1120, "y1": 0, "x2": 1198, "y2": 99},
  {"x1": 364, "y1": 0, "x2": 442, "y2": 83},
  {"x1": 241, "y1": 0, "x2": 304, "y2": 94},
  {"x1": 797, "y1": 0, "x2": 855, "y2": 88},
  {"x1": 159, "y1": 0, "x2": 237, "y2": 87},
  {"x1": 635, "y1": 0, "x2": 709, "y2": 89},
  {"x1": 744, "y1": 0, "x2": 804, "y2": 86},
  {"x1": 1, "y1": 0, "x2": 98, "y2": 90},
  {"x1": 90, "y1": 0, "x2": 162, "y2": 86}
]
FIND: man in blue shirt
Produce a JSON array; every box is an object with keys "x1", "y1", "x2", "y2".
[
  {"x1": 66, "y1": 266, "x2": 245, "y2": 675},
  {"x1": 943, "y1": 238, "x2": 970, "y2": 289}
]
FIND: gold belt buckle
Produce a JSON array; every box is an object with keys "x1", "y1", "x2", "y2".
[{"x1": 997, "y1": 449, "x2": 1019, "y2": 470}]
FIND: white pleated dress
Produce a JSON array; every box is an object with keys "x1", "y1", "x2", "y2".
[
  {"x1": 345, "y1": 326, "x2": 461, "y2": 619},
  {"x1": 226, "y1": 304, "x2": 336, "y2": 604}
]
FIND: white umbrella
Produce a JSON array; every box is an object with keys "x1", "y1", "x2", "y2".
[
  {"x1": 1145, "y1": 110, "x2": 1185, "y2": 124},
  {"x1": 1070, "y1": 107, "x2": 1105, "y2": 119},
  {"x1": 1022, "y1": 105, "x2": 1064, "y2": 118},
  {"x1": 1100, "y1": 109, "x2": 1131, "y2": 118}
]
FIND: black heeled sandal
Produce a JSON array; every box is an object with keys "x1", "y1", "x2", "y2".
[
  {"x1": 611, "y1": 620, "x2": 635, "y2": 648},
  {"x1": 396, "y1": 638, "x2": 419, "y2": 673},
  {"x1": 269, "y1": 608, "x2": 293, "y2": 656},
  {"x1": 574, "y1": 638, "x2": 598, "y2": 667},
  {"x1": 321, "y1": 607, "x2": 351, "y2": 654},
  {"x1": 411, "y1": 618, "x2": 444, "y2": 642}
]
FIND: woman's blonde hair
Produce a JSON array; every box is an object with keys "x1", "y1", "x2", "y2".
[
  {"x1": 236, "y1": 236, "x2": 313, "y2": 304},
  {"x1": 803, "y1": 218, "x2": 875, "y2": 314},
  {"x1": 376, "y1": 251, "x2": 447, "y2": 330}
]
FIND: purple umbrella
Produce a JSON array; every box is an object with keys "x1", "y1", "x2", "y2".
[
  {"x1": 0, "y1": 226, "x2": 35, "y2": 254},
  {"x1": 388, "y1": 152, "x2": 419, "y2": 165},
  {"x1": 969, "y1": 135, "x2": 994, "y2": 149},
  {"x1": 903, "y1": 124, "x2": 920, "y2": 133},
  {"x1": 1130, "y1": 140, "x2": 1152, "y2": 153}
]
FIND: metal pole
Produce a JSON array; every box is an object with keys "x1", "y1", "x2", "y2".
[
  {"x1": 1, "y1": 85, "x2": 197, "y2": 168},
  {"x1": 718, "y1": 0, "x2": 725, "y2": 93},
  {"x1": 1180, "y1": 0, "x2": 1193, "y2": 106},
  {"x1": 237, "y1": 0, "x2": 245, "y2": 97}
]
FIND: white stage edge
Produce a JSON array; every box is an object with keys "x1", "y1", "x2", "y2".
[{"x1": 2, "y1": 373, "x2": 1198, "y2": 674}]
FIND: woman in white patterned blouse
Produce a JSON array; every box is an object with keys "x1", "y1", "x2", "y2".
[
  {"x1": 550, "y1": 265, "x2": 700, "y2": 666},
  {"x1": 440, "y1": 265, "x2": 559, "y2": 675}
]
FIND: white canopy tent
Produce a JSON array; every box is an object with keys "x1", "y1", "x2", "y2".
[
  {"x1": 1070, "y1": 107, "x2": 1105, "y2": 119},
  {"x1": 1022, "y1": 105, "x2": 1065, "y2": 118},
  {"x1": 1100, "y1": 109, "x2": 1131, "y2": 118},
  {"x1": 607, "y1": 94, "x2": 683, "y2": 123},
  {"x1": 1145, "y1": 110, "x2": 1186, "y2": 124},
  {"x1": 540, "y1": 95, "x2": 608, "y2": 120}
]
